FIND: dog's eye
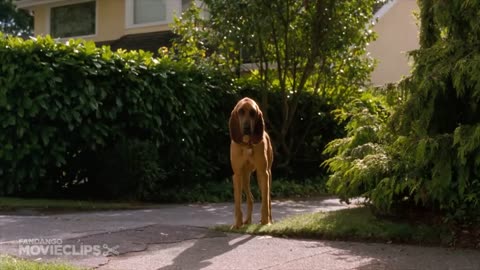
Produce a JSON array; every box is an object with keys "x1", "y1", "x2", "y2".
[
  {"x1": 238, "y1": 108, "x2": 245, "y2": 116},
  {"x1": 249, "y1": 110, "x2": 256, "y2": 118}
]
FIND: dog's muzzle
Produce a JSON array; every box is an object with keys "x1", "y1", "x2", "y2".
[{"x1": 243, "y1": 125, "x2": 251, "y2": 135}]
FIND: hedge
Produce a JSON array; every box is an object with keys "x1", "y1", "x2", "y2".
[
  {"x1": 0, "y1": 34, "x2": 341, "y2": 200},
  {"x1": 0, "y1": 34, "x2": 238, "y2": 197}
]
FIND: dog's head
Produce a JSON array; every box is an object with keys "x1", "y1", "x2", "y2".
[{"x1": 229, "y1": 97, "x2": 265, "y2": 145}]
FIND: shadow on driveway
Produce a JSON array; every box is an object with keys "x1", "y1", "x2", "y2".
[{"x1": 157, "y1": 234, "x2": 255, "y2": 270}]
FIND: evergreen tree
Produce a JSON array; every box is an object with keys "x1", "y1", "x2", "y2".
[{"x1": 325, "y1": 0, "x2": 480, "y2": 221}]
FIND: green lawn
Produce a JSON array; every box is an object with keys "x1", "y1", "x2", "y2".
[
  {"x1": 0, "y1": 197, "x2": 150, "y2": 212},
  {"x1": 0, "y1": 256, "x2": 83, "y2": 270},
  {"x1": 215, "y1": 207, "x2": 453, "y2": 246}
]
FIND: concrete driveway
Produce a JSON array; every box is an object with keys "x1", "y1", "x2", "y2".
[{"x1": 1, "y1": 197, "x2": 479, "y2": 270}]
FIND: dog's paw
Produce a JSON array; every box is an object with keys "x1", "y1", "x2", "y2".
[
  {"x1": 230, "y1": 224, "x2": 242, "y2": 230},
  {"x1": 260, "y1": 220, "x2": 273, "y2": 226}
]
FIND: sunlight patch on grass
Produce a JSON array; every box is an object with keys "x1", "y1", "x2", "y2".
[
  {"x1": 215, "y1": 207, "x2": 450, "y2": 245},
  {"x1": 0, "y1": 255, "x2": 83, "y2": 270}
]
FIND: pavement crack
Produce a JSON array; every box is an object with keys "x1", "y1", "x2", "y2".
[
  {"x1": 93, "y1": 258, "x2": 111, "y2": 269},
  {"x1": 87, "y1": 225, "x2": 228, "y2": 259}
]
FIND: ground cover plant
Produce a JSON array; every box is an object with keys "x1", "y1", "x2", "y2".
[
  {"x1": 0, "y1": 255, "x2": 83, "y2": 270},
  {"x1": 215, "y1": 207, "x2": 456, "y2": 247}
]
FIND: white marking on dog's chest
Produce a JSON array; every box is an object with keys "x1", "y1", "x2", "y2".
[
  {"x1": 242, "y1": 146, "x2": 253, "y2": 156},
  {"x1": 242, "y1": 147, "x2": 254, "y2": 163}
]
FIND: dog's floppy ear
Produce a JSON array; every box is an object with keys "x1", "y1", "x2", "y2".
[
  {"x1": 229, "y1": 109, "x2": 243, "y2": 144},
  {"x1": 251, "y1": 109, "x2": 265, "y2": 144}
]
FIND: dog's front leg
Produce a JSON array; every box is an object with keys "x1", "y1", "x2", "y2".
[
  {"x1": 232, "y1": 173, "x2": 243, "y2": 229},
  {"x1": 268, "y1": 169, "x2": 273, "y2": 223},
  {"x1": 257, "y1": 170, "x2": 272, "y2": 225},
  {"x1": 243, "y1": 170, "x2": 253, "y2": 225}
]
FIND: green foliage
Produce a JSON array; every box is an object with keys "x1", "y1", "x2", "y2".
[
  {"x1": 0, "y1": 34, "x2": 339, "y2": 199},
  {"x1": 325, "y1": 0, "x2": 480, "y2": 222},
  {"x1": 169, "y1": 1, "x2": 209, "y2": 63},
  {"x1": 154, "y1": 178, "x2": 327, "y2": 203},
  {"x1": 175, "y1": 0, "x2": 378, "y2": 169},
  {"x1": 271, "y1": 178, "x2": 327, "y2": 199},
  {"x1": 386, "y1": 1, "x2": 480, "y2": 221},
  {"x1": 203, "y1": 0, "x2": 377, "y2": 81},
  {"x1": 90, "y1": 139, "x2": 167, "y2": 201},
  {"x1": 0, "y1": 0, "x2": 33, "y2": 36},
  {"x1": 323, "y1": 90, "x2": 393, "y2": 207},
  {"x1": 0, "y1": 34, "x2": 233, "y2": 197}
]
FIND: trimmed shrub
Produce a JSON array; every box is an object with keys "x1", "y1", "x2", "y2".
[
  {"x1": 88, "y1": 139, "x2": 167, "y2": 200},
  {"x1": 0, "y1": 34, "x2": 342, "y2": 200},
  {"x1": 0, "y1": 34, "x2": 234, "y2": 197}
]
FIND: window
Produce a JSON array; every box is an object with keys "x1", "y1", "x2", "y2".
[
  {"x1": 126, "y1": 0, "x2": 182, "y2": 27},
  {"x1": 133, "y1": 0, "x2": 167, "y2": 24},
  {"x1": 50, "y1": 1, "x2": 96, "y2": 38}
]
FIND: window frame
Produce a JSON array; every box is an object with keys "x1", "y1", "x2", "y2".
[
  {"x1": 47, "y1": 0, "x2": 98, "y2": 39},
  {"x1": 125, "y1": 0, "x2": 181, "y2": 29}
]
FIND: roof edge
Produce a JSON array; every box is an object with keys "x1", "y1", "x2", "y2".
[
  {"x1": 16, "y1": 0, "x2": 66, "y2": 9},
  {"x1": 373, "y1": 0, "x2": 398, "y2": 20}
]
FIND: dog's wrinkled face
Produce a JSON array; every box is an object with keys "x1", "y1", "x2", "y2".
[
  {"x1": 229, "y1": 98, "x2": 265, "y2": 144},
  {"x1": 237, "y1": 101, "x2": 257, "y2": 136}
]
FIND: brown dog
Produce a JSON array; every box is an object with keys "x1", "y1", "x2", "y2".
[{"x1": 229, "y1": 97, "x2": 273, "y2": 228}]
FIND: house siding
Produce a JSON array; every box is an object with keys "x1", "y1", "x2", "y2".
[
  {"x1": 29, "y1": 0, "x2": 174, "y2": 42},
  {"x1": 32, "y1": 5, "x2": 48, "y2": 36},
  {"x1": 96, "y1": 0, "x2": 124, "y2": 41},
  {"x1": 367, "y1": 0, "x2": 420, "y2": 86}
]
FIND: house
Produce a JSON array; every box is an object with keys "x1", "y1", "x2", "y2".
[
  {"x1": 15, "y1": 0, "x2": 201, "y2": 52},
  {"x1": 368, "y1": 0, "x2": 420, "y2": 86}
]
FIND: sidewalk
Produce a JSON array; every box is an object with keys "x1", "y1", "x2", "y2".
[{"x1": 1, "y1": 198, "x2": 479, "y2": 269}]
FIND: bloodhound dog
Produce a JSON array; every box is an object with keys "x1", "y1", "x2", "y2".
[{"x1": 229, "y1": 97, "x2": 273, "y2": 228}]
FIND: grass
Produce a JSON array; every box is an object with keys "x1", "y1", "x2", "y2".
[
  {"x1": 0, "y1": 197, "x2": 151, "y2": 212},
  {"x1": 215, "y1": 207, "x2": 453, "y2": 246},
  {"x1": 0, "y1": 179, "x2": 327, "y2": 209},
  {"x1": 0, "y1": 256, "x2": 83, "y2": 270}
]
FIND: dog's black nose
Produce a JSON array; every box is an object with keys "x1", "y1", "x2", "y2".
[{"x1": 243, "y1": 125, "x2": 251, "y2": 135}]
